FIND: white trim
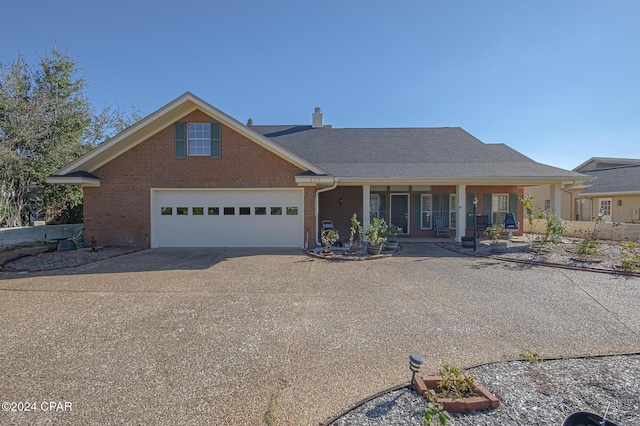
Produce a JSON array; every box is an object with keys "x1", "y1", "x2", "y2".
[
  {"x1": 449, "y1": 194, "x2": 457, "y2": 230},
  {"x1": 55, "y1": 92, "x2": 326, "y2": 176},
  {"x1": 336, "y1": 177, "x2": 586, "y2": 186},
  {"x1": 578, "y1": 191, "x2": 640, "y2": 197},
  {"x1": 419, "y1": 194, "x2": 432, "y2": 230},
  {"x1": 362, "y1": 184, "x2": 371, "y2": 231},
  {"x1": 597, "y1": 197, "x2": 613, "y2": 222},
  {"x1": 390, "y1": 193, "x2": 410, "y2": 233},
  {"x1": 456, "y1": 185, "x2": 466, "y2": 242},
  {"x1": 45, "y1": 176, "x2": 100, "y2": 186}
]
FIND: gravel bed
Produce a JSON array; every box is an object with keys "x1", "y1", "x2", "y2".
[
  {"x1": 442, "y1": 238, "x2": 638, "y2": 273},
  {"x1": 329, "y1": 354, "x2": 640, "y2": 425},
  {"x1": 2, "y1": 246, "x2": 140, "y2": 271}
]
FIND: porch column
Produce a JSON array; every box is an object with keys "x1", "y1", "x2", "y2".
[
  {"x1": 362, "y1": 184, "x2": 371, "y2": 229},
  {"x1": 456, "y1": 184, "x2": 466, "y2": 242},
  {"x1": 551, "y1": 184, "x2": 562, "y2": 218}
]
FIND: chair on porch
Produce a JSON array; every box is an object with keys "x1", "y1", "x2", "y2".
[
  {"x1": 434, "y1": 216, "x2": 450, "y2": 238},
  {"x1": 503, "y1": 213, "x2": 519, "y2": 239},
  {"x1": 321, "y1": 220, "x2": 334, "y2": 232},
  {"x1": 476, "y1": 215, "x2": 489, "y2": 238}
]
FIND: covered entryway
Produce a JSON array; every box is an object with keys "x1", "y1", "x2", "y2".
[{"x1": 151, "y1": 189, "x2": 304, "y2": 247}]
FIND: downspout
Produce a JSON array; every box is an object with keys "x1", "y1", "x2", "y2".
[{"x1": 315, "y1": 179, "x2": 339, "y2": 246}]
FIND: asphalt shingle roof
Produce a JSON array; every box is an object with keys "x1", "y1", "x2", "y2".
[
  {"x1": 580, "y1": 165, "x2": 640, "y2": 194},
  {"x1": 251, "y1": 125, "x2": 585, "y2": 180}
]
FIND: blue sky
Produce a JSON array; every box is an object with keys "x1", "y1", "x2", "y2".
[{"x1": 1, "y1": 0, "x2": 638, "y2": 170}]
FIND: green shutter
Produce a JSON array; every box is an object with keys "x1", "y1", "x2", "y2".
[
  {"x1": 379, "y1": 195, "x2": 387, "y2": 222},
  {"x1": 413, "y1": 195, "x2": 421, "y2": 230},
  {"x1": 175, "y1": 122, "x2": 186, "y2": 158},
  {"x1": 484, "y1": 193, "x2": 492, "y2": 223},
  {"x1": 509, "y1": 193, "x2": 518, "y2": 221},
  {"x1": 210, "y1": 122, "x2": 221, "y2": 158},
  {"x1": 433, "y1": 194, "x2": 441, "y2": 215},
  {"x1": 443, "y1": 194, "x2": 450, "y2": 227}
]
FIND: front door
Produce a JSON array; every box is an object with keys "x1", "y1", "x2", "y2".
[
  {"x1": 598, "y1": 198, "x2": 612, "y2": 222},
  {"x1": 390, "y1": 194, "x2": 409, "y2": 233}
]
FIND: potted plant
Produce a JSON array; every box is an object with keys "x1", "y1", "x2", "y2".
[
  {"x1": 415, "y1": 363, "x2": 500, "y2": 414},
  {"x1": 320, "y1": 229, "x2": 340, "y2": 254},
  {"x1": 484, "y1": 224, "x2": 508, "y2": 253},
  {"x1": 383, "y1": 224, "x2": 402, "y2": 251},
  {"x1": 365, "y1": 217, "x2": 387, "y2": 255},
  {"x1": 348, "y1": 213, "x2": 363, "y2": 254}
]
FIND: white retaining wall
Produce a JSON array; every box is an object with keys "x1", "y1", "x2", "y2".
[{"x1": 0, "y1": 224, "x2": 84, "y2": 246}]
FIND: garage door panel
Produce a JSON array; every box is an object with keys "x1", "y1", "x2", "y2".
[{"x1": 153, "y1": 190, "x2": 303, "y2": 247}]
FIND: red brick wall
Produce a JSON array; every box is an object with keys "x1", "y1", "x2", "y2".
[{"x1": 84, "y1": 110, "x2": 310, "y2": 247}]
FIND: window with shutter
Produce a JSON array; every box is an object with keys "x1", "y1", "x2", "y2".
[
  {"x1": 176, "y1": 122, "x2": 222, "y2": 158},
  {"x1": 491, "y1": 194, "x2": 509, "y2": 225},
  {"x1": 369, "y1": 194, "x2": 380, "y2": 221},
  {"x1": 420, "y1": 194, "x2": 432, "y2": 229},
  {"x1": 449, "y1": 194, "x2": 457, "y2": 229}
]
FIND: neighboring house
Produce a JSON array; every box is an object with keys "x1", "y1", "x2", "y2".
[
  {"x1": 525, "y1": 157, "x2": 640, "y2": 223},
  {"x1": 47, "y1": 93, "x2": 587, "y2": 248}
]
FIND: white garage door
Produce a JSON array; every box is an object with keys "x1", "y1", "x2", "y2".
[{"x1": 152, "y1": 189, "x2": 304, "y2": 248}]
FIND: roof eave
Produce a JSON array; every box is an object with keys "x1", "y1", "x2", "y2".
[
  {"x1": 334, "y1": 176, "x2": 586, "y2": 186},
  {"x1": 55, "y1": 92, "x2": 326, "y2": 176},
  {"x1": 578, "y1": 190, "x2": 640, "y2": 197},
  {"x1": 46, "y1": 176, "x2": 100, "y2": 187}
]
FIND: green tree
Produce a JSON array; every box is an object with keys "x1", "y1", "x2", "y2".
[{"x1": 0, "y1": 49, "x2": 139, "y2": 226}]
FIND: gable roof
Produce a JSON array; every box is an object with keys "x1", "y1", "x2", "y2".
[
  {"x1": 252, "y1": 125, "x2": 587, "y2": 184},
  {"x1": 578, "y1": 164, "x2": 640, "y2": 195},
  {"x1": 573, "y1": 157, "x2": 640, "y2": 172},
  {"x1": 52, "y1": 92, "x2": 325, "y2": 177},
  {"x1": 49, "y1": 93, "x2": 589, "y2": 186}
]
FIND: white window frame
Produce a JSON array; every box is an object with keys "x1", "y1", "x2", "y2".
[
  {"x1": 492, "y1": 194, "x2": 509, "y2": 225},
  {"x1": 369, "y1": 194, "x2": 380, "y2": 221},
  {"x1": 449, "y1": 194, "x2": 456, "y2": 230},
  {"x1": 544, "y1": 199, "x2": 551, "y2": 211},
  {"x1": 420, "y1": 194, "x2": 432, "y2": 229},
  {"x1": 187, "y1": 123, "x2": 211, "y2": 156}
]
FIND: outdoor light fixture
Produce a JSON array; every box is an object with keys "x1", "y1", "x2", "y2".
[
  {"x1": 409, "y1": 353, "x2": 424, "y2": 390},
  {"x1": 473, "y1": 197, "x2": 478, "y2": 252}
]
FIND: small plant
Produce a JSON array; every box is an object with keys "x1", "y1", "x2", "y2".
[
  {"x1": 349, "y1": 213, "x2": 363, "y2": 251},
  {"x1": 436, "y1": 363, "x2": 476, "y2": 400},
  {"x1": 484, "y1": 224, "x2": 504, "y2": 243},
  {"x1": 423, "y1": 389, "x2": 453, "y2": 426},
  {"x1": 539, "y1": 209, "x2": 568, "y2": 246},
  {"x1": 520, "y1": 350, "x2": 541, "y2": 363},
  {"x1": 365, "y1": 217, "x2": 388, "y2": 246},
  {"x1": 320, "y1": 229, "x2": 340, "y2": 252},
  {"x1": 384, "y1": 224, "x2": 403, "y2": 242},
  {"x1": 520, "y1": 195, "x2": 542, "y2": 246},
  {"x1": 620, "y1": 241, "x2": 640, "y2": 271},
  {"x1": 576, "y1": 237, "x2": 599, "y2": 256},
  {"x1": 575, "y1": 214, "x2": 619, "y2": 257}
]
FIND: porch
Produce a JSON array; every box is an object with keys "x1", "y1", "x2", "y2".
[{"x1": 315, "y1": 184, "x2": 525, "y2": 245}]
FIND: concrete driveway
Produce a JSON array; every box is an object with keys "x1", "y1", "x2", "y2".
[{"x1": 1, "y1": 245, "x2": 638, "y2": 425}]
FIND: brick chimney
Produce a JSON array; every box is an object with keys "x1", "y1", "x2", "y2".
[{"x1": 312, "y1": 107, "x2": 323, "y2": 128}]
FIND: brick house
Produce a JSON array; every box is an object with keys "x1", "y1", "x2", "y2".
[{"x1": 48, "y1": 93, "x2": 587, "y2": 248}]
